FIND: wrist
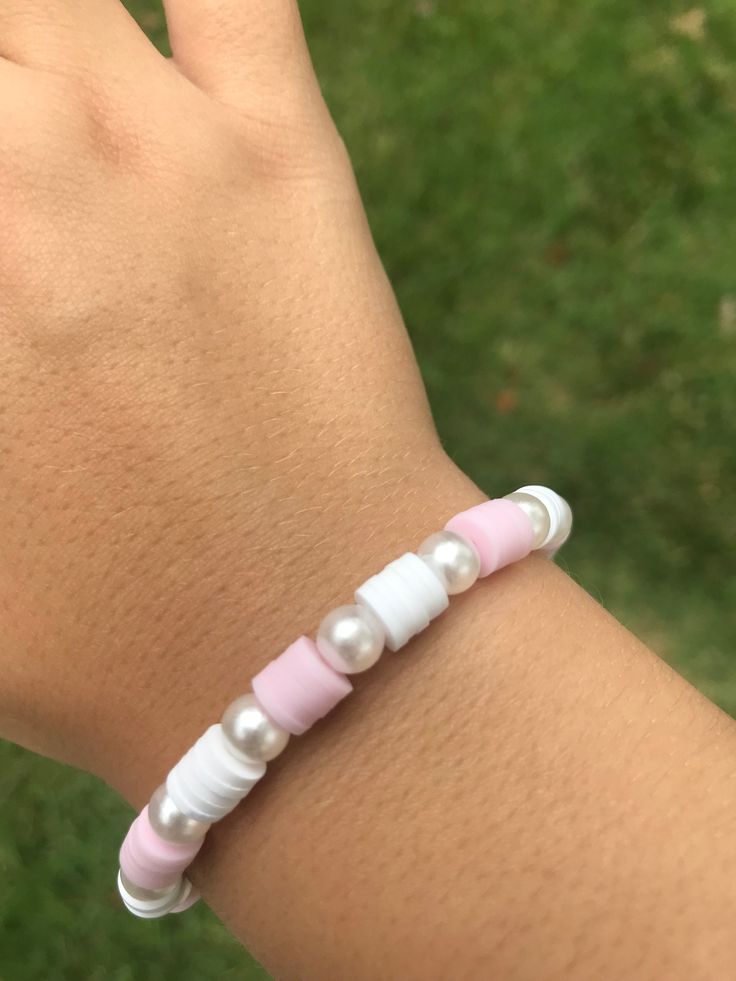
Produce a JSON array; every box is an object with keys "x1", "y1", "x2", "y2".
[
  {"x1": 181, "y1": 535, "x2": 736, "y2": 981},
  {"x1": 114, "y1": 466, "x2": 570, "y2": 924},
  {"x1": 106, "y1": 446, "x2": 484, "y2": 804}
]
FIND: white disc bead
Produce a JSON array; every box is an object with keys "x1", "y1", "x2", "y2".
[
  {"x1": 166, "y1": 724, "x2": 266, "y2": 824},
  {"x1": 510, "y1": 485, "x2": 572, "y2": 552},
  {"x1": 221, "y1": 694, "x2": 290, "y2": 763},
  {"x1": 118, "y1": 870, "x2": 189, "y2": 919},
  {"x1": 148, "y1": 784, "x2": 211, "y2": 844},
  {"x1": 316, "y1": 604, "x2": 385, "y2": 674},
  {"x1": 355, "y1": 551, "x2": 449, "y2": 651},
  {"x1": 417, "y1": 530, "x2": 480, "y2": 595}
]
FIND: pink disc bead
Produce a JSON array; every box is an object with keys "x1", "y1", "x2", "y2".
[
  {"x1": 252, "y1": 636, "x2": 353, "y2": 736},
  {"x1": 445, "y1": 498, "x2": 534, "y2": 577},
  {"x1": 119, "y1": 807, "x2": 203, "y2": 892}
]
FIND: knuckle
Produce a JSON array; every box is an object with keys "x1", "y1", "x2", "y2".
[
  {"x1": 233, "y1": 94, "x2": 352, "y2": 185},
  {"x1": 0, "y1": 74, "x2": 151, "y2": 178},
  {"x1": 73, "y1": 78, "x2": 153, "y2": 171}
]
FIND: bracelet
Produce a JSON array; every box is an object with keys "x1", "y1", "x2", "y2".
[{"x1": 116, "y1": 485, "x2": 572, "y2": 918}]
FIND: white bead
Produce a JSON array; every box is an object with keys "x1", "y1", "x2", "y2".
[
  {"x1": 193, "y1": 724, "x2": 266, "y2": 796},
  {"x1": 117, "y1": 870, "x2": 186, "y2": 919},
  {"x1": 316, "y1": 604, "x2": 385, "y2": 674},
  {"x1": 417, "y1": 530, "x2": 480, "y2": 595},
  {"x1": 148, "y1": 784, "x2": 210, "y2": 844},
  {"x1": 167, "y1": 765, "x2": 231, "y2": 824},
  {"x1": 511, "y1": 485, "x2": 572, "y2": 552},
  {"x1": 169, "y1": 877, "x2": 196, "y2": 915},
  {"x1": 504, "y1": 491, "x2": 551, "y2": 549},
  {"x1": 166, "y1": 725, "x2": 266, "y2": 824},
  {"x1": 355, "y1": 551, "x2": 449, "y2": 651},
  {"x1": 221, "y1": 694, "x2": 290, "y2": 763}
]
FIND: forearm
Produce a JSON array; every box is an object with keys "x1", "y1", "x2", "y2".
[{"x1": 115, "y1": 459, "x2": 736, "y2": 981}]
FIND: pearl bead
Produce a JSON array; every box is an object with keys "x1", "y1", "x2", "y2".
[
  {"x1": 221, "y1": 694, "x2": 290, "y2": 763},
  {"x1": 119, "y1": 869, "x2": 180, "y2": 903},
  {"x1": 316, "y1": 604, "x2": 385, "y2": 673},
  {"x1": 148, "y1": 784, "x2": 211, "y2": 844},
  {"x1": 417, "y1": 530, "x2": 480, "y2": 594},
  {"x1": 504, "y1": 491, "x2": 551, "y2": 549}
]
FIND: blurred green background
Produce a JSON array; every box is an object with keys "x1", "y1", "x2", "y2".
[{"x1": 1, "y1": 1, "x2": 735, "y2": 978}]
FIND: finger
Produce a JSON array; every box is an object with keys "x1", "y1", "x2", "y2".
[
  {"x1": 0, "y1": 1, "x2": 166, "y2": 76},
  {"x1": 162, "y1": 0, "x2": 318, "y2": 108}
]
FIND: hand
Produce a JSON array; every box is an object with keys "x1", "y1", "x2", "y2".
[{"x1": 0, "y1": 0, "x2": 467, "y2": 792}]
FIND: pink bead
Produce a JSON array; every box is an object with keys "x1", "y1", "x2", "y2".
[
  {"x1": 119, "y1": 807, "x2": 203, "y2": 892},
  {"x1": 445, "y1": 498, "x2": 533, "y2": 577},
  {"x1": 252, "y1": 636, "x2": 353, "y2": 736}
]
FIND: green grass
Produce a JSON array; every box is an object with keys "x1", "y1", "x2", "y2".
[{"x1": 1, "y1": 2, "x2": 735, "y2": 978}]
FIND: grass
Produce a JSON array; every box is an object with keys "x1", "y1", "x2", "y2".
[{"x1": 1, "y1": 2, "x2": 735, "y2": 978}]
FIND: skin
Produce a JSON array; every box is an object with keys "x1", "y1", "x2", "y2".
[{"x1": 0, "y1": 3, "x2": 734, "y2": 979}]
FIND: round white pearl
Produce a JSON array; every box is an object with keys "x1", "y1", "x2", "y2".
[
  {"x1": 148, "y1": 784, "x2": 211, "y2": 844},
  {"x1": 119, "y1": 869, "x2": 178, "y2": 903},
  {"x1": 504, "y1": 491, "x2": 552, "y2": 549},
  {"x1": 417, "y1": 530, "x2": 480, "y2": 594},
  {"x1": 316, "y1": 604, "x2": 385, "y2": 674},
  {"x1": 221, "y1": 694, "x2": 290, "y2": 763}
]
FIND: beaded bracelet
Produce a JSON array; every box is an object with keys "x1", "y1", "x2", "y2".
[{"x1": 117, "y1": 485, "x2": 572, "y2": 917}]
